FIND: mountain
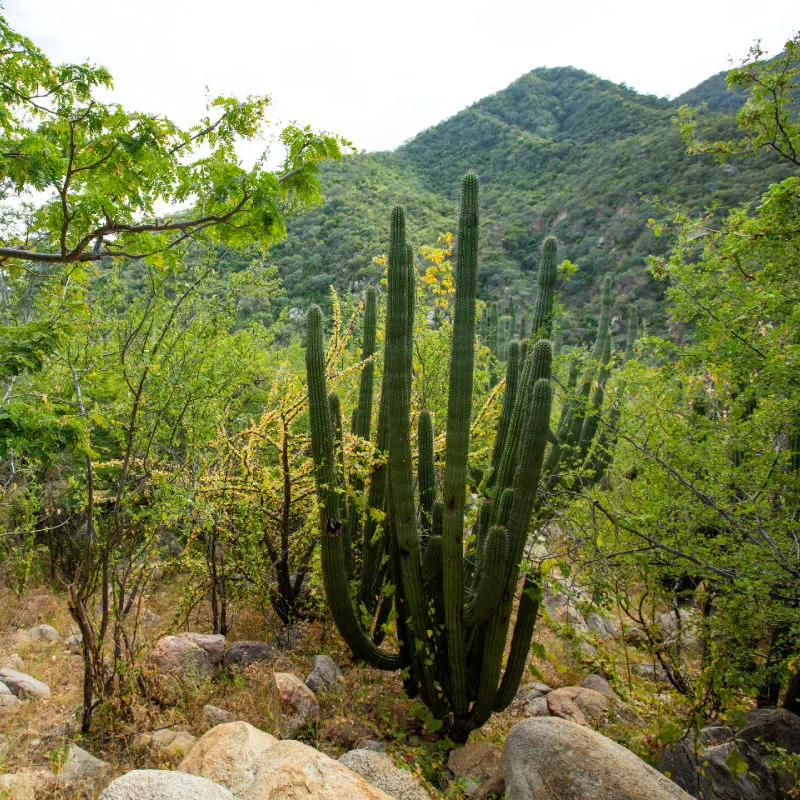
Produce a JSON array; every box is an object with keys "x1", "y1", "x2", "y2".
[{"x1": 267, "y1": 64, "x2": 789, "y2": 343}]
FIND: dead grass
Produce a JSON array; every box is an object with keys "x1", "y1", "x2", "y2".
[{"x1": 0, "y1": 567, "x2": 691, "y2": 799}]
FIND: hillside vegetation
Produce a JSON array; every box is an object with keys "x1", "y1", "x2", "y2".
[{"x1": 269, "y1": 64, "x2": 789, "y2": 341}]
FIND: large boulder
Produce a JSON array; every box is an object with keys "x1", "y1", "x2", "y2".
[
  {"x1": 338, "y1": 749, "x2": 429, "y2": 800},
  {"x1": 274, "y1": 672, "x2": 320, "y2": 738},
  {"x1": 147, "y1": 633, "x2": 226, "y2": 699},
  {"x1": 448, "y1": 741, "x2": 503, "y2": 784},
  {"x1": 57, "y1": 744, "x2": 111, "y2": 787},
  {"x1": 179, "y1": 721, "x2": 277, "y2": 795},
  {"x1": 0, "y1": 668, "x2": 51, "y2": 698},
  {"x1": 238, "y1": 740, "x2": 393, "y2": 800},
  {"x1": 223, "y1": 641, "x2": 276, "y2": 669},
  {"x1": 99, "y1": 770, "x2": 234, "y2": 800},
  {"x1": 504, "y1": 717, "x2": 692, "y2": 800},
  {"x1": 659, "y1": 738, "x2": 777, "y2": 800},
  {"x1": 305, "y1": 654, "x2": 343, "y2": 694},
  {"x1": 739, "y1": 707, "x2": 800, "y2": 755},
  {"x1": 13, "y1": 624, "x2": 59, "y2": 647},
  {"x1": 149, "y1": 633, "x2": 226, "y2": 676}
]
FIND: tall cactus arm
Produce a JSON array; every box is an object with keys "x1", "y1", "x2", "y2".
[
  {"x1": 351, "y1": 286, "x2": 378, "y2": 440},
  {"x1": 470, "y1": 377, "x2": 553, "y2": 726},
  {"x1": 442, "y1": 173, "x2": 480, "y2": 715},
  {"x1": 306, "y1": 305, "x2": 400, "y2": 670},
  {"x1": 463, "y1": 525, "x2": 509, "y2": 627},
  {"x1": 493, "y1": 572, "x2": 542, "y2": 711},
  {"x1": 418, "y1": 409, "x2": 436, "y2": 536},
  {"x1": 489, "y1": 341, "x2": 520, "y2": 479},
  {"x1": 385, "y1": 206, "x2": 442, "y2": 711},
  {"x1": 530, "y1": 236, "x2": 558, "y2": 340}
]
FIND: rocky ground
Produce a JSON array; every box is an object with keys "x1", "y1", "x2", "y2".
[{"x1": 0, "y1": 571, "x2": 798, "y2": 800}]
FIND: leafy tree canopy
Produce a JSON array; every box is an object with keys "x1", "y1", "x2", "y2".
[{"x1": 0, "y1": 14, "x2": 350, "y2": 271}]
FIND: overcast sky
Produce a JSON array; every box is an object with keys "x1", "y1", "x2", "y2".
[{"x1": 5, "y1": 0, "x2": 798, "y2": 155}]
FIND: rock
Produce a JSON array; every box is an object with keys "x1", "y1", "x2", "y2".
[
  {"x1": 580, "y1": 673, "x2": 616, "y2": 697},
  {"x1": 305, "y1": 654, "x2": 343, "y2": 694},
  {"x1": 504, "y1": 717, "x2": 692, "y2": 800},
  {"x1": 0, "y1": 668, "x2": 51, "y2": 698},
  {"x1": 99, "y1": 769, "x2": 234, "y2": 800},
  {"x1": 585, "y1": 612, "x2": 619, "y2": 638},
  {"x1": 57, "y1": 744, "x2": 111, "y2": 786},
  {"x1": 17, "y1": 594, "x2": 58, "y2": 627},
  {"x1": 202, "y1": 704, "x2": 236, "y2": 727},
  {"x1": 339, "y1": 749, "x2": 429, "y2": 800},
  {"x1": 139, "y1": 728, "x2": 197, "y2": 756},
  {"x1": 525, "y1": 681, "x2": 552, "y2": 694},
  {"x1": 448, "y1": 741, "x2": 502, "y2": 784},
  {"x1": 0, "y1": 768, "x2": 56, "y2": 800},
  {"x1": 66, "y1": 633, "x2": 82, "y2": 654},
  {"x1": 545, "y1": 686, "x2": 613, "y2": 727},
  {"x1": 13, "y1": 624, "x2": 59, "y2": 647},
  {"x1": 2, "y1": 654, "x2": 24, "y2": 671},
  {"x1": 659, "y1": 738, "x2": 777, "y2": 800},
  {"x1": 623, "y1": 625, "x2": 650, "y2": 647},
  {"x1": 522, "y1": 696, "x2": 550, "y2": 717},
  {"x1": 239, "y1": 739, "x2": 393, "y2": 799},
  {"x1": 0, "y1": 693, "x2": 21, "y2": 713},
  {"x1": 223, "y1": 641, "x2": 276, "y2": 669},
  {"x1": 739, "y1": 707, "x2": 800, "y2": 755},
  {"x1": 179, "y1": 721, "x2": 277, "y2": 795},
  {"x1": 274, "y1": 672, "x2": 320, "y2": 738},
  {"x1": 147, "y1": 633, "x2": 226, "y2": 698}
]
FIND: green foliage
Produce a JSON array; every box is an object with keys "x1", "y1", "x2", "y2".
[
  {"x1": 0, "y1": 12, "x2": 348, "y2": 272},
  {"x1": 570, "y1": 37, "x2": 800, "y2": 714},
  {"x1": 264, "y1": 64, "x2": 793, "y2": 339}
]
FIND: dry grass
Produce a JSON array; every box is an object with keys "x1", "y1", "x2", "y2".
[{"x1": 0, "y1": 567, "x2": 687, "y2": 798}]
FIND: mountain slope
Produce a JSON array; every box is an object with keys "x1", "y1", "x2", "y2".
[{"x1": 269, "y1": 64, "x2": 789, "y2": 342}]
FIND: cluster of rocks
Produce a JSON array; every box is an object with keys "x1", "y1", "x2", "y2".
[
  {"x1": 0, "y1": 652, "x2": 52, "y2": 715},
  {"x1": 98, "y1": 720, "x2": 423, "y2": 800},
  {"x1": 659, "y1": 707, "x2": 800, "y2": 800}
]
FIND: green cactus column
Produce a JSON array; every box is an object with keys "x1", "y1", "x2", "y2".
[
  {"x1": 442, "y1": 173, "x2": 480, "y2": 715},
  {"x1": 305, "y1": 305, "x2": 400, "y2": 670}
]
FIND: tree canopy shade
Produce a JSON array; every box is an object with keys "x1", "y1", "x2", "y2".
[{"x1": 0, "y1": 14, "x2": 350, "y2": 269}]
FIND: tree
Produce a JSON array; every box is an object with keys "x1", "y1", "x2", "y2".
[
  {"x1": 576, "y1": 35, "x2": 800, "y2": 715},
  {"x1": 0, "y1": 14, "x2": 349, "y2": 734},
  {"x1": 0, "y1": 14, "x2": 348, "y2": 270}
]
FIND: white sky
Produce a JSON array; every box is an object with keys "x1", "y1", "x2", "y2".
[{"x1": 4, "y1": 0, "x2": 798, "y2": 155}]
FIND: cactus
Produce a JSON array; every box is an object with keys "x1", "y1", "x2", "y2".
[{"x1": 304, "y1": 176, "x2": 617, "y2": 741}]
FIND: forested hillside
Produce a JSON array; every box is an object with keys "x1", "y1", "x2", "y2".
[{"x1": 269, "y1": 64, "x2": 789, "y2": 340}]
